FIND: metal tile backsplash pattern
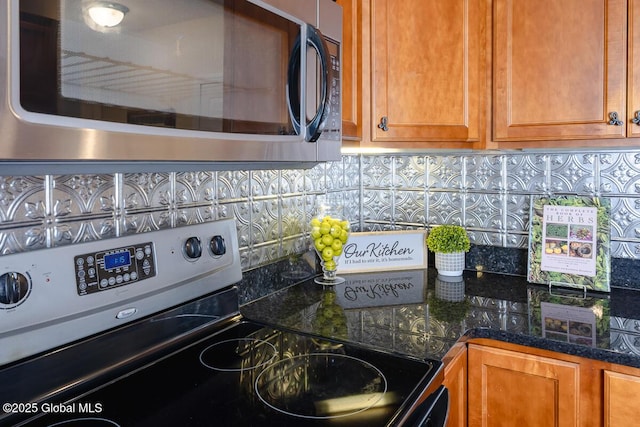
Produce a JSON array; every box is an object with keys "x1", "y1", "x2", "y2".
[
  {"x1": 0, "y1": 160, "x2": 361, "y2": 270},
  {"x1": 361, "y1": 151, "x2": 640, "y2": 260},
  {"x1": 611, "y1": 316, "x2": 640, "y2": 357},
  {"x1": 2, "y1": 150, "x2": 640, "y2": 269}
]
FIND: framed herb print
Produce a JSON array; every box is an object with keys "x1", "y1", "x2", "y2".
[
  {"x1": 527, "y1": 286, "x2": 610, "y2": 349},
  {"x1": 527, "y1": 196, "x2": 611, "y2": 292}
]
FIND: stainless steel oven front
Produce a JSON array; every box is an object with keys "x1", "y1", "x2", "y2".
[{"x1": 0, "y1": 0, "x2": 341, "y2": 170}]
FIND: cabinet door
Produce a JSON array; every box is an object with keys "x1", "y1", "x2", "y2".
[
  {"x1": 371, "y1": 0, "x2": 485, "y2": 143},
  {"x1": 604, "y1": 370, "x2": 640, "y2": 426},
  {"x1": 493, "y1": 0, "x2": 626, "y2": 141},
  {"x1": 629, "y1": 0, "x2": 640, "y2": 137},
  {"x1": 336, "y1": 0, "x2": 360, "y2": 139},
  {"x1": 468, "y1": 344, "x2": 580, "y2": 427},
  {"x1": 443, "y1": 343, "x2": 467, "y2": 427}
]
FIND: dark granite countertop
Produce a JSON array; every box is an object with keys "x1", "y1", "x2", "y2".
[{"x1": 240, "y1": 268, "x2": 640, "y2": 369}]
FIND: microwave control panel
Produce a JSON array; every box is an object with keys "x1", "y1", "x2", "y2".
[
  {"x1": 325, "y1": 39, "x2": 341, "y2": 141},
  {"x1": 74, "y1": 242, "x2": 156, "y2": 296}
]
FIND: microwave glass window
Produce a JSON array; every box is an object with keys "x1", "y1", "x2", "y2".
[{"x1": 19, "y1": 0, "x2": 300, "y2": 135}]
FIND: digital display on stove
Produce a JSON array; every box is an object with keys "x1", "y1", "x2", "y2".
[{"x1": 104, "y1": 251, "x2": 131, "y2": 270}]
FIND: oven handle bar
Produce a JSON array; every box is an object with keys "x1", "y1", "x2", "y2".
[{"x1": 400, "y1": 385, "x2": 449, "y2": 427}]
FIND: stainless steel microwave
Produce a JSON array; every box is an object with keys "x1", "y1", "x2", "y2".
[{"x1": 0, "y1": 0, "x2": 342, "y2": 172}]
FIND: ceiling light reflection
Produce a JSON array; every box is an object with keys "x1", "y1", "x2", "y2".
[{"x1": 87, "y1": 2, "x2": 129, "y2": 28}]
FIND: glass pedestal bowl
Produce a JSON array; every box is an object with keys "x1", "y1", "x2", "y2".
[
  {"x1": 310, "y1": 212, "x2": 350, "y2": 285},
  {"x1": 312, "y1": 287, "x2": 348, "y2": 348}
]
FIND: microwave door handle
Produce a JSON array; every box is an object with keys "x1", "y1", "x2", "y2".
[
  {"x1": 286, "y1": 31, "x2": 303, "y2": 137},
  {"x1": 305, "y1": 26, "x2": 330, "y2": 142}
]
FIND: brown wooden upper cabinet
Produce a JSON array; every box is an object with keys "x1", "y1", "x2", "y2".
[
  {"x1": 629, "y1": 0, "x2": 640, "y2": 138},
  {"x1": 336, "y1": 0, "x2": 360, "y2": 140},
  {"x1": 493, "y1": 0, "x2": 629, "y2": 142},
  {"x1": 352, "y1": 0, "x2": 640, "y2": 149},
  {"x1": 369, "y1": 0, "x2": 486, "y2": 146}
]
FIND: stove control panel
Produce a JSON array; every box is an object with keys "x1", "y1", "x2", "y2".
[
  {"x1": 74, "y1": 242, "x2": 156, "y2": 295},
  {"x1": 0, "y1": 218, "x2": 242, "y2": 366},
  {"x1": 0, "y1": 272, "x2": 31, "y2": 308}
]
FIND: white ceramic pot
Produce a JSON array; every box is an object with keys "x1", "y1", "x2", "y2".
[
  {"x1": 434, "y1": 251, "x2": 465, "y2": 276},
  {"x1": 435, "y1": 274, "x2": 465, "y2": 302}
]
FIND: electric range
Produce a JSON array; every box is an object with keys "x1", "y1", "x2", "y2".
[{"x1": 0, "y1": 219, "x2": 446, "y2": 426}]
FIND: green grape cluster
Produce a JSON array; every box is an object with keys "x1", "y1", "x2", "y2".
[
  {"x1": 310, "y1": 215, "x2": 350, "y2": 271},
  {"x1": 313, "y1": 290, "x2": 348, "y2": 340}
]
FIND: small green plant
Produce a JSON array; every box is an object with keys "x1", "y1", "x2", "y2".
[
  {"x1": 426, "y1": 225, "x2": 470, "y2": 253},
  {"x1": 428, "y1": 294, "x2": 470, "y2": 323}
]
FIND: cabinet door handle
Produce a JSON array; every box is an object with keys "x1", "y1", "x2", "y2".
[
  {"x1": 608, "y1": 111, "x2": 624, "y2": 126},
  {"x1": 633, "y1": 111, "x2": 640, "y2": 125},
  {"x1": 378, "y1": 116, "x2": 389, "y2": 131}
]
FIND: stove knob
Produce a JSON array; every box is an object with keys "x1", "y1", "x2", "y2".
[
  {"x1": 209, "y1": 235, "x2": 226, "y2": 256},
  {"x1": 0, "y1": 272, "x2": 30, "y2": 306},
  {"x1": 184, "y1": 236, "x2": 203, "y2": 259}
]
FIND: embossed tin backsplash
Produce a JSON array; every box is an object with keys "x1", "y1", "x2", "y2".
[
  {"x1": 1, "y1": 151, "x2": 640, "y2": 284},
  {"x1": 360, "y1": 152, "x2": 640, "y2": 257}
]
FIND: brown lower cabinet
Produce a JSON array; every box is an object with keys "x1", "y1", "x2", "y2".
[
  {"x1": 603, "y1": 369, "x2": 640, "y2": 426},
  {"x1": 442, "y1": 338, "x2": 640, "y2": 427},
  {"x1": 468, "y1": 343, "x2": 581, "y2": 426},
  {"x1": 442, "y1": 343, "x2": 467, "y2": 427}
]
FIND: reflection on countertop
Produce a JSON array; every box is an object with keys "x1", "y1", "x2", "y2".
[{"x1": 240, "y1": 268, "x2": 640, "y2": 368}]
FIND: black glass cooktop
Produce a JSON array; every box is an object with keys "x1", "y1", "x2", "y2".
[{"x1": 19, "y1": 321, "x2": 439, "y2": 427}]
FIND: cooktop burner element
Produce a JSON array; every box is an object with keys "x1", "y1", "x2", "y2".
[
  {"x1": 199, "y1": 337, "x2": 277, "y2": 371},
  {"x1": 47, "y1": 418, "x2": 120, "y2": 427},
  {"x1": 255, "y1": 353, "x2": 388, "y2": 420}
]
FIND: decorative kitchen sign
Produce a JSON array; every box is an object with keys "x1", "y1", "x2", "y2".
[
  {"x1": 335, "y1": 270, "x2": 426, "y2": 309},
  {"x1": 527, "y1": 196, "x2": 611, "y2": 292},
  {"x1": 337, "y1": 230, "x2": 427, "y2": 273}
]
